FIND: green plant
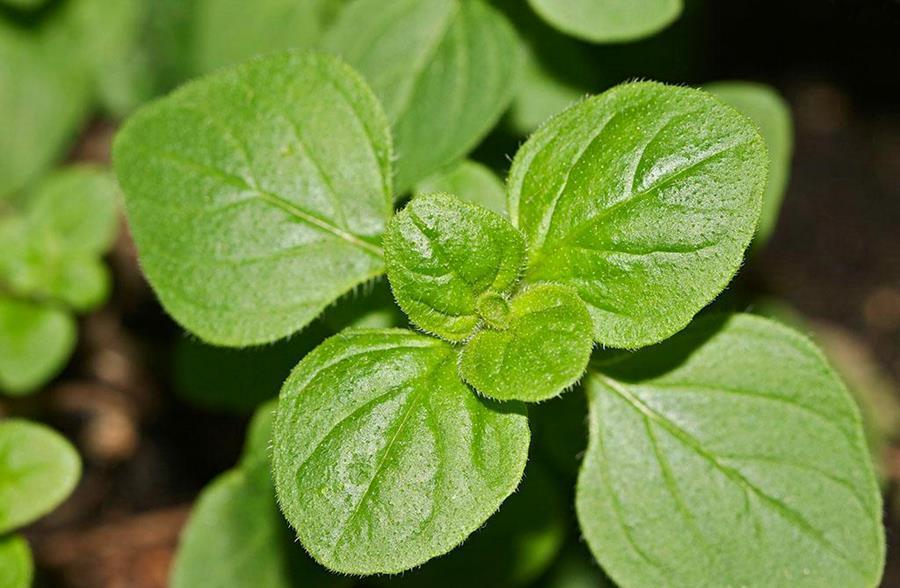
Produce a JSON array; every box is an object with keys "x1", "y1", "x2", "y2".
[
  {"x1": 113, "y1": 45, "x2": 884, "y2": 587},
  {"x1": 0, "y1": 419, "x2": 81, "y2": 588},
  {"x1": 0, "y1": 166, "x2": 118, "y2": 394}
]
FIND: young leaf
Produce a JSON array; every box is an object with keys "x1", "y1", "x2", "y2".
[
  {"x1": 460, "y1": 284, "x2": 593, "y2": 402},
  {"x1": 415, "y1": 160, "x2": 507, "y2": 216},
  {"x1": 510, "y1": 82, "x2": 767, "y2": 349},
  {"x1": 272, "y1": 329, "x2": 530, "y2": 574},
  {"x1": 0, "y1": 534, "x2": 32, "y2": 588},
  {"x1": 527, "y1": 0, "x2": 683, "y2": 44},
  {"x1": 114, "y1": 52, "x2": 393, "y2": 346},
  {"x1": 241, "y1": 400, "x2": 276, "y2": 466},
  {"x1": 0, "y1": 297, "x2": 76, "y2": 395},
  {"x1": 324, "y1": 0, "x2": 523, "y2": 192},
  {"x1": 576, "y1": 314, "x2": 884, "y2": 587},
  {"x1": 190, "y1": 0, "x2": 342, "y2": 77},
  {"x1": 0, "y1": 419, "x2": 81, "y2": 533},
  {"x1": 706, "y1": 81, "x2": 793, "y2": 247},
  {"x1": 384, "y1": 193, "x2": 525, "y2": 341}
]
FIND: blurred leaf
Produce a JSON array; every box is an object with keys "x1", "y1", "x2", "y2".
[
  {"x1": 415, "y1": 160, "x2": 507, "y2": 215},
  {"x1": 0, "y1": 419, "x2": 81, "y2": 533},
  {"x1": 706, "y1": 82, "x2": 793, "y2": 247},
  {"x1": 386, "y1": 462, "x2": 567, "y2": 587},
  {"x1": 325, "y1": 0, "x2": 523, "y2": 193},
  {"x1": 319, "y1": 278, "x2": 405, "y2": 333},
  {"x1": 0, "y1": 17, "x2": 92, "y2": 199},
  {"x1": 530, "y1": 384, "x2": 588, "y2": 479},
  {"x1": 0, "y1": 297, "x2": 76, "y2": 395},
  {"x1": 0, "y1": 534, "x2": 31, "y2": 588},
  {"x1": 114, "y1": 52, "x2": 392, "y2": 346},
  {"x1": 527, "y1": 0, "x2": 682, "y2": 44},
  {"x1": 542, "y1": 544, "x2": 613, "y2": 588},
  {"x1": 174, "y1": 322, "x2": 328, "y2": 414}
]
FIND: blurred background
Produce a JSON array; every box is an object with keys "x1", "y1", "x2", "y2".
[{"x1": 0, "y1": 0, "x2": 898, "y2": 586}]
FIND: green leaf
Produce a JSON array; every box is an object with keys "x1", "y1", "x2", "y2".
[
  {"x1": 0, "y1": 166, "x2": 118, "y2": 312},
  {"x1": 0, "y1": 18, "x2": 92, "y2": 199},
  {"x1": 510, "y1": 82, "x2": 767, "y2": 349},
  {"x1": 114, "y1": 52, "x2": 393, "y2": 346},
  {"x1": 706, "y1": 81, "x2": 793, "y2": 247},
  {"x1": 190, "y1": 0, "x2": 342, "y2": 77},
  {"x1": 320, "y1": 279, "x2": 406, "y2": 332},
  {"x1": 527, "y1": 0, "x2": 682, "y2": 43},
  {"x1": 0, "y1": 297, "x2": 76, "y2": 395},
  {"x1": 0, "y1": 419, "x2": 81, "y2": 533},
  {"x1": 460, "y1": 284, "x2": 593, "y2": 402},
  {"x1": 325, "y1": 0, "x2": 523, "y2": 192},
  {"x1": 384, "y1": 193, "x2": 525, "y2": 341},
  {"x1": 272, "y1": 329, "x2": 530, "y2": 574},
  {"x1": 415, "y1": 160, "x2": 507, "y2": 216},
  {"x1": 0, "y1": 534, "x2": 32, "y2": 588},
  {"x1": 576, "y1": 314, "x2": 884, "y2": 587},
  {"x1": 386, "y1": 462, "x2": 566, "y2": 587},
  {"x1": 241, "y1": 400, "x2": 277, "y2": 466}
]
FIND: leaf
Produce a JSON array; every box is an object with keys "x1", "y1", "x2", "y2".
[
  {"x1": 527, "y1": 0, "x2": 683, "y2": 43},
  {"x1": 385, "y1": 462, "x2": 566, "y2": 587},
  {"x1": 0, "y1": 419, "x2": 81, "y2": 533},
  {"x1": 706, "y1": 81, "x2": 793, "y2": 247},
  {"x1": 576, "y1": 314, "x2": 884, "y2": 587},
  {"x1": 460, "y1": 284, "x2": 593, "y2": 402},
  {"x1": 324, "y1": 0, "x2": 523, "y2": 193},
  {"x1": 384, "y1": 193, "x2": 525, "y2": 341},
  {"x1": 320, "y1": 279, "x2": 406, "y2": 332},
  {"x1": 114, "y1": 52, "x2": 393, "y2": 346},
  {"x1": 0, "y1": 297, "x2": 76, "y2": 395},
  {"x1": 509, "y1": 82, "x2": 767, "y2": 349},
  {"x1": 0, "y1": 534, "x2": 32, "y2": 588},
  {"x1": 0, "y1": 17, "x2": 92, "y2": 199},
  {"x1": 415, "y1": 160, "x2": 507, "y2": 215},
  {"x1": 190, "y1": 0, "x2": 342, "y2": 77},
  {"x1": 272, "y1": 329, "x2": 530, "y2": 574},
  {"x1": 0, "y1": 166, "x2": 119, "y2": 312}
]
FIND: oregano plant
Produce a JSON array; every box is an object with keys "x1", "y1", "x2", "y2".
[{"x1": 113, "y1": 49, "x2": 884, "y2": 586}]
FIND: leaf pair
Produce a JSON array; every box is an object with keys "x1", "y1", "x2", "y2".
[
  {"x1": 385, "y1": 193, "x2": 593, "y2": 402},
  {"x1": 0, "y1": 166, "x2": 119, "y2": 394},
  {"x1": 0, "y1": 419, "x2": 81, "y2": 588}
]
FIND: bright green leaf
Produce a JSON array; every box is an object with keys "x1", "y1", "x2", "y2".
[
  {"x1": 325, "y1": 0, "x2": 523, "y2": 192},
  {"x1": 577, "y1": 314, "x2": 884, "y2": 587},
  {"x1": 461, "y1": 284, "x2": 592, "y2": 402},
  {"x1": 0, "y1": 297, "x2": 76, "y2": 395},
  {"x1": 273, "y1": 329, "x2": 530, "y2": 574},
  {"x1": 527, "y1": 0, "x2": 682, "y2": 43},
  {"x1": 415, "y1": 160, "x2": 507, "y2": 216},
  {"x1": 114, "y1": 52, "x2": 393, "y2": 346},
  {"x1": 510, "y1": 82, "x2": 767, "y2": 349},
  {"x1": 384, "y1": 193, "x2": 525, "y2": 341},
  {"x1": 191, "y1": 0, "x2": 343, "y2": 77},
  {"x1": 0, "y1": 534, "x2": 32, "y2": 588},
  {"x1": 0, "y1": 419, "x2": 81, "y2": 533},
  {"x1": 706, "y1": 81, "x2": 793, "y2": 247}
]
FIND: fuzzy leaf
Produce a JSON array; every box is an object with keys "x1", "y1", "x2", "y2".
[
  {"x1": 415, "y1": 160, "x2": 507, "y2": 216},
  {"x1": 0, "y1": 419, "x2": 81, "y2": 533},
  {"x1": 0, "y1": 535, "x2": 32, "y2": 588},
  {"x1": 385, "y1": 193, "x2": 525, "y2": 341},
  {"x1": 325, "y1": 0, "x2": 522, "y2": 192},
  {"x1": 460, "y1": 284, "x2": 593, "y2": 402},
  {"x1": 272, "y1": 329, "x2": 529, "y2": 574},
  {"x1": 527, "y1": 0, "x2": 682, "y2": 43},
  {"x1": 114, "y1": 52, "x2": 393, "y2": 346},
  {"x1": 576, "y1": 314, "x2": 884, "y2": 587},
  {"x1": 706, "y1": 81, "x2": 793, "y2": 247},
  {"x1": 0, "y1": 297, "x2": 76, "y2": 395},
  {"x1": 510, "y1": 82, "x2": 767, "y2": 349}
]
